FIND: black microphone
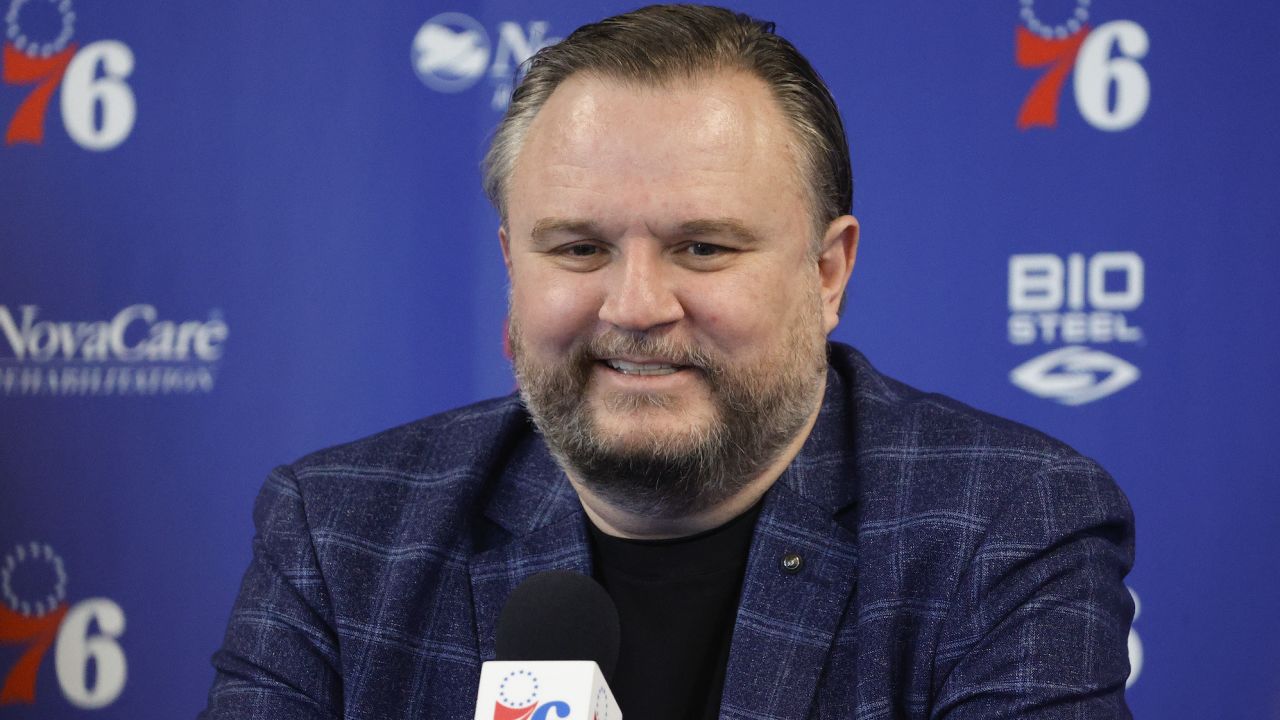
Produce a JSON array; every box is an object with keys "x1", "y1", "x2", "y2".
[
  {"x1": 473, "y1": 571, "x2": 624, "y2": 719},
  {"x1": 495, "y1": 570, "x2": 621, "y2": 681}
]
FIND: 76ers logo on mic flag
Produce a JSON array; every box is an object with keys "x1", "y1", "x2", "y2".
[
  {"x1": 475, "y1": 661, "x2": 620, "y2": 720},
  {"x1": 494, "y1": 669, "x2": 549, "y2": 720}
]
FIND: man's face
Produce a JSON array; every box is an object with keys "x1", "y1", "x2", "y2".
[{"x1": 502, "y1": 71, "x2": 853, "y2": 515}]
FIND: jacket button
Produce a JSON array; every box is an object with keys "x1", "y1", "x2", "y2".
[{"x1": 780, "y1": 552, "x2": 803, "y2": 574}]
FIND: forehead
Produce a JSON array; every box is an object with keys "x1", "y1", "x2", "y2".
[{"x1": 506, "y1": 71, "x2": 811, "y2": 236}]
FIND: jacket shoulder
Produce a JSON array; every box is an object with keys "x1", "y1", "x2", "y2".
[
  {"x1": 830, "y1": 342, "x2": 1131, "y2": 529},
  {"x1": 833, "y1": 342, "x2": 1096, "y2": 466},
  {"x1": 287, "y1": 394, "x2": 530, "y2": 480},
  {"x1": 262, "y1": 395, "x2": 534, "y2": 549},
  {"x1": 825, "y1": 345, "x2": 1134, "y2": 717}
]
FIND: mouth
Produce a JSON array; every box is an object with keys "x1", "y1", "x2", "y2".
[{"x1": 600, "y1": 359, "x2": 688, "y2": 376}]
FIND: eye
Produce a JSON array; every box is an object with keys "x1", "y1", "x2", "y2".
[
  {"x1": 564, "y1": 243, "x2": 599, "y2": 257},
  {"x1": 547, "y1": 241, "x2": 609, "y2": 271},
  {"x1": 675, "y1": 240, "x2": 737, "y2": 270},
  {"x1": 686, "y1": 242, "x2": 724, "y2": 257},
  {"x1": 551, "y1": 242, "x2": 606, "y2": 260}
]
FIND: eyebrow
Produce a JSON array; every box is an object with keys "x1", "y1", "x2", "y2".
[
  {"x1": 674, "y1": 218, "x2": 763, "y2": 246},
  {"x1": 530, "y1": 218, "x2": 604, "y2": 245},
  {"x1": 529, "y1": 217, "x2": 763, "y2": 246}
]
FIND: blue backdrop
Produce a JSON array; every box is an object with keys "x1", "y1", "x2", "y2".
[{"x1": 2, "y1": 1, "x2": 1278, "y2": 717}]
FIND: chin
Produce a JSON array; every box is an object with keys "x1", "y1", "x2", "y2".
[{"x1": 591, "y1": 395, "x2": 716, "y2": 437}]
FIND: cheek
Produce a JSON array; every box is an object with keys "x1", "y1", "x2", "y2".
[
  {"x1": 690, "y1": 266, "x2": 816, "y2": 350},
  {"x1": 688, "y1": 277, "x2": 790, "y2": 346},
  {"x1": 512, "y1": 272, "x2": 602, "y2": 347}
]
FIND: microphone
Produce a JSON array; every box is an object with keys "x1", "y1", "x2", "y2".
[
  {"x1": 496, "y1": 570, "x2": 621, "y2": 678},
  {"x1": 475, "y1": 571, "x2": 623, "y2": 720}
]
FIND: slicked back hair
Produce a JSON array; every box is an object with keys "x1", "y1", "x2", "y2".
[{"x1": 482, "y1": 4, "x2": 853, "y2": 242}]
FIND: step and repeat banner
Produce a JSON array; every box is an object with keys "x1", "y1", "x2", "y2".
[{"x1": 2, "y1": 1, "x2": 1277, "y2": 717}]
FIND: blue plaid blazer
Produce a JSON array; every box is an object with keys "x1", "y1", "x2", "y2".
[{"x1": 202, "y1": 343, "x2": 1134, "y2": 719}]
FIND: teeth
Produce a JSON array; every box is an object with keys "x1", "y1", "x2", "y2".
[{"x1": 606, "y1": 360, "x2": 679, "y2": 376}]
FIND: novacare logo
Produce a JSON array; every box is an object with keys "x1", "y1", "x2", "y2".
[
  {"x1": 0, "y1": 304, "x2": 227, "y2": 396},
  {"x1": 0, "y1": 304, "x2": 226, "y2": 362}
]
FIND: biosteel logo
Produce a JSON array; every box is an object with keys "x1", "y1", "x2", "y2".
[
  {"x1": 1015, "y1": 0, "x2": 1150, "y2": 131},
  {"x1": 1127, "y1": 587, "x2": 1143, "y2": 689},
  {"x1": 0, "y1": 304, "x2": 228, "y2": 396},
  {"x1": 2, "y1": 0, "x2": 137, "y2": 149},
  {"x1": 1006, "y1": 252, "x2": 1144, "y2": 405}
]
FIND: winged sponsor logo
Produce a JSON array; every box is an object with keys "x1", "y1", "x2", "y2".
[
  {"x1": 411, "y1": 12, "x2": 491, "y2": 92},
  {"x1": 410, "y1": 11, "x2": 559, "y2": 110},
  {"x1": 1010, "y1": 345, "x2": 1139, "y2": 406}
]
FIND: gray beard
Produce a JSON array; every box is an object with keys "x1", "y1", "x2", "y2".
[{"x1": 510, "y1": 319, "x2": 827, "y2": 518}]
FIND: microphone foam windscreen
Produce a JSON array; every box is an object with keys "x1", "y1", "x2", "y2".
[{"x1": 495, "y1": 570, "x2": 621, "y2": 682}]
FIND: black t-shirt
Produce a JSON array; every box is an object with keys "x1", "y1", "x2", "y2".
[{"x1": 587, "y1": 502, "x2": 763, "y2": 720}]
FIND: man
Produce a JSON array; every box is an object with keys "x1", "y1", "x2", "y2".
[{"x1": 202, "y1": 6, "x2": 1134, "y2": 719}]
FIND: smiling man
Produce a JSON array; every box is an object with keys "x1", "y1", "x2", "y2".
[
  {"x1": 501, "y1": 68, "x2": 847, "y2": 540},
  {"x1": 203, "y1": 6, "x2": 1135, "y2": 720}
]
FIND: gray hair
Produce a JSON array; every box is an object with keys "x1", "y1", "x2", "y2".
[{"x1": 482, "y1": 4, "x2": 853, "y2": 239}]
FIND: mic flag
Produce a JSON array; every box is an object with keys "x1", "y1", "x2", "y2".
[{"x1": 476, "y1": 661, "x2": 617, "y2": 720}]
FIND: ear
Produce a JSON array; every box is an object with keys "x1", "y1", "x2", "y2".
[
  {"x1": 498, "y1": 225, "x2": 513, "y2": 275},
  {"x1": 816, "y1": 215, "x2": 859, "y2": 334}
]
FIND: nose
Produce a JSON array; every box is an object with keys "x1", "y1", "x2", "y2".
[{"x1": 597, "y1": 245, "x2": 685, "y2": 332}]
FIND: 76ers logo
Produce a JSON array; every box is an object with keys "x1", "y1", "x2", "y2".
[
  {"x1": 3, "y1": 0, "x2": 136, "y2": 149},
  {"x1": 0, "y1": 542, "x2": 127, "y2": 709},
  {"x1": 1015, "y1": 0, "x2": 1150, "y2": 131},
  {"x1": 494, "y1": 669, "x2": 570, "y2": 720}
]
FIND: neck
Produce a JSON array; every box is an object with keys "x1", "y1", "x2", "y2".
[{"x1": 572, "y1": 376, "x2": 826, "y2": 540}]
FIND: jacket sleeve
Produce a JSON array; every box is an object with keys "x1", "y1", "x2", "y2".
[
  {"x1": 199, "y1": 466, "x2": 343, "y2": 720},
  {"x1": 931, "y1": 455, "x2": 1136, "y2": 719}
]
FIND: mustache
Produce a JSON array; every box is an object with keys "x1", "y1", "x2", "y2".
[{"x1": 578, "y1": 332, "x2": 720, "y2": 373}]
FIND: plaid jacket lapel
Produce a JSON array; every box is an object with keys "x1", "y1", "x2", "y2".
[
  {"x1": 719, "y1": 482, "x2": 860, "y2": 718},
  {"x1": 720, "y1": 365, "x2": 862, "y2": 719},
  {"x1": 469, "y1": 511, "x2": 593, "y2": 661},
  {"x1": 468, "y1": 433, "x2": 592, "y2": 662}
]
